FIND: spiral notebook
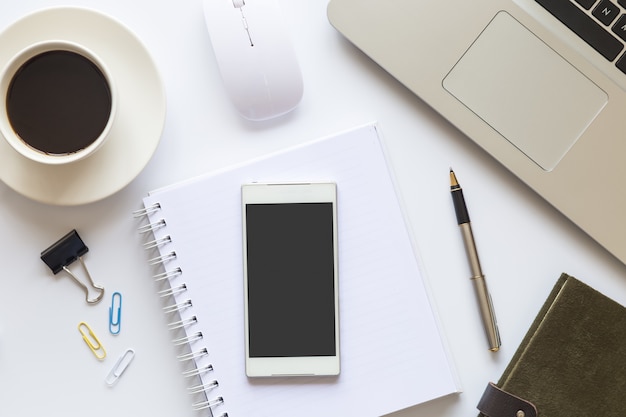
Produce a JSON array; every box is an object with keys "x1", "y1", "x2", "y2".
[{"x1": 136, "y1": 123, "x2": 459, "y2": 416}]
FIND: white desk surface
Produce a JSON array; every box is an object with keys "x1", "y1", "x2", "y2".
[{"x1": 1, "y1": 1, "x2": 625, "y2": 416}]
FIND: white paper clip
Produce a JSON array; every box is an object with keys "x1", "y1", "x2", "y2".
[{"x1": 105, "y1": 348, "x2": 135, "y2": 386}]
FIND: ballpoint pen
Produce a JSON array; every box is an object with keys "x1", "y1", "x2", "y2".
[{"x1": 449, "y1": 169, "x2": 501, "y2": 352}]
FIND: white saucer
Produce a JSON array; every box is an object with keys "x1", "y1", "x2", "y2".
[{"x1": 0, "y1": 7, "x2": 166, "y2": 205}]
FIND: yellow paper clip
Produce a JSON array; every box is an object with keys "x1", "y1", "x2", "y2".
[{"x1": 78, "y1": 322, "x2": 106, "y2": 360}]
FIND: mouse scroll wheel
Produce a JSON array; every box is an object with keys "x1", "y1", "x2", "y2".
[{"x1": 232, "y1": 0, "x2": 245, "y2": 8}]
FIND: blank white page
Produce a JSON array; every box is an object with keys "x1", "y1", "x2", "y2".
[{"x1": 142, "y1": 123, "x2": 459, "y2": 417}]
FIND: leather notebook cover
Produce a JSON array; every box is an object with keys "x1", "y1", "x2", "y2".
[{"x1": 477, "y1": 273, "x2": 626, "y2": 417}]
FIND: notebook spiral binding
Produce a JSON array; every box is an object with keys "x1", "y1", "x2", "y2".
[{"x1": 135, "y1": 204, "x2": 228, "y2": 417}]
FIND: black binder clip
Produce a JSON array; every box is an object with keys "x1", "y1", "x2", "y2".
[{"x1": 41, "y1": 230, "x2": 105, "y2": 305}]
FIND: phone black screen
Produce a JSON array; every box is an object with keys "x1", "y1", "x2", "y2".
[{"x1": 245, "y1": 202, "x2": 336, "y2": 358}]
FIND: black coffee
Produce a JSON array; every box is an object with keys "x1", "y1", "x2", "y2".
[{"x1": 6, "y1": 50, "x2": 112, "y2": 155}]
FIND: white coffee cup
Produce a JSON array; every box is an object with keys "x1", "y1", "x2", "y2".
[{"x1": 0, "y1": 40, "x2": 116, "y2": 165}]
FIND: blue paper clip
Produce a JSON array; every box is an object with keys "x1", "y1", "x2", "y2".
[{"x1": 109, "y1": 292, "x2": 122, "y2": 335}]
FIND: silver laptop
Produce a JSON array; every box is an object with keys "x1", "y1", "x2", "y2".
[{"x1": 328, "y1": 0, "x2": 626, "y2": 264}]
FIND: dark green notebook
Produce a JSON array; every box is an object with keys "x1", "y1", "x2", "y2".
[{"x1": 477, "y1": 273, "x2": 626, "y2": 417}]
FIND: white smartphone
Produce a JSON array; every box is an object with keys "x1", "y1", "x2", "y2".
[{"x1": 241, "y1": 182, "x2": 340, "y2": 377}]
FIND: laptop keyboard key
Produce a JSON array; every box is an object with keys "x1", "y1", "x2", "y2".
[
  {"x1": 536, "y1": 0, "x2": 624, "y2": 60},
  {"x1": 617, "y1": 54, "x2": 626, "y2": 73},
  {"x1": 593, "y1": 0, "x2": 620, "y2": 25},
  {"x1": 576, "y1": 0, "x2": 597, "y2": 9},
  {"x1": 613, "y1": 15, "x2": 626, "y2": 41}
]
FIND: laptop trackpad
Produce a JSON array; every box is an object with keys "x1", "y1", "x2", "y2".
[{"x1": 442, "y1": 11, "x2": 607, "y2": 171}]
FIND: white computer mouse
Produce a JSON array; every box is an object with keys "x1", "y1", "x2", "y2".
[{"x1": 203, "y1": 0, "x2": 303, "y2": 121}]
